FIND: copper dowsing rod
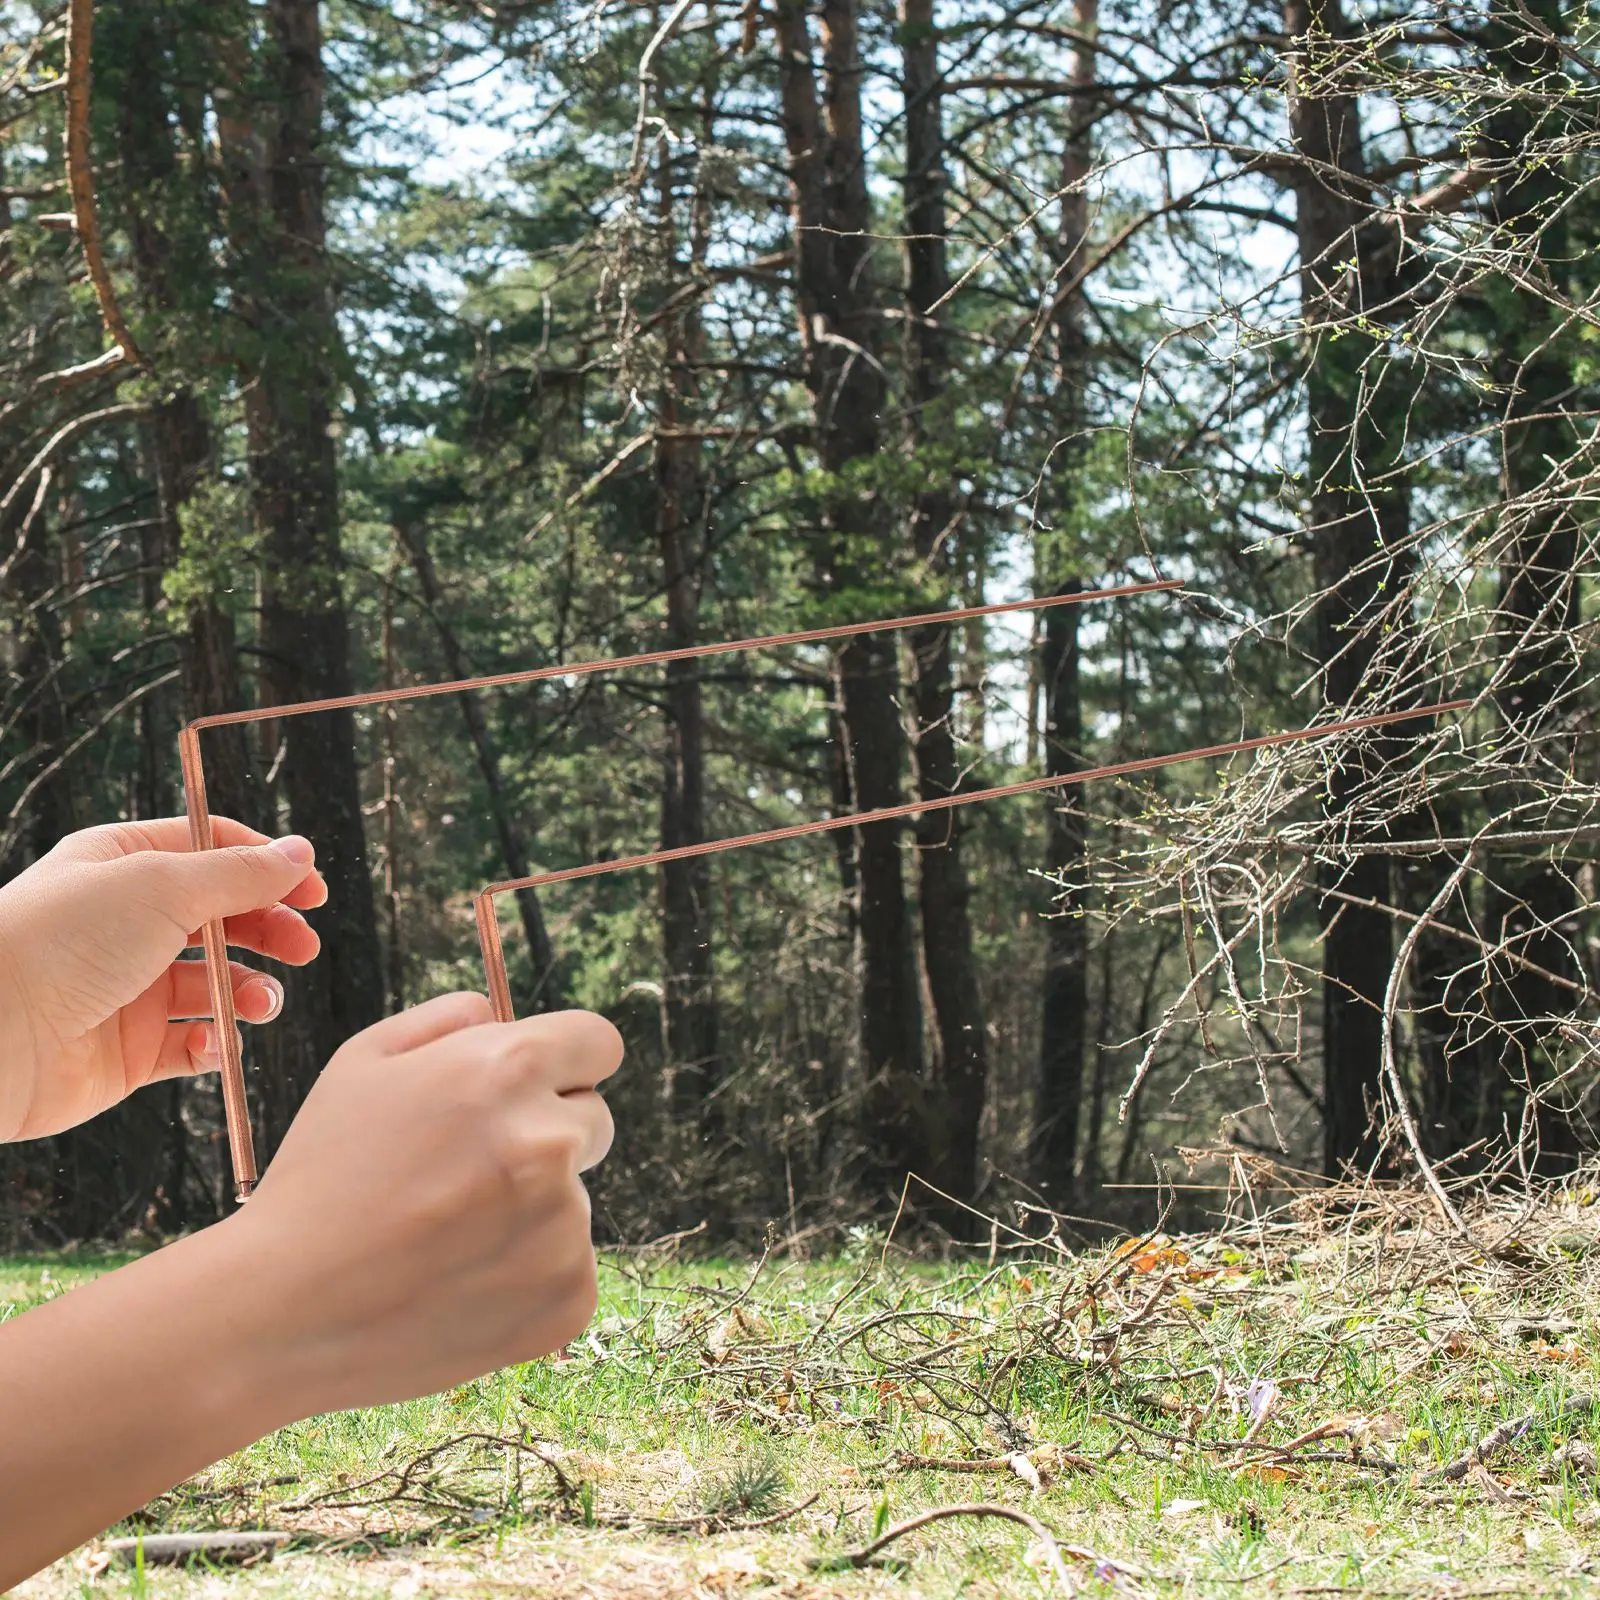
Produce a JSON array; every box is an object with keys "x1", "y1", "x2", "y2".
[
  {"x1": 472, "y1": 698, "x2": 1474, "y2": 1023},
  {"x1": 178, "y1": 723, "x2": 255, "y2": 1196},
  {"x1": 180, "y1": 579, "x2": 1180, "y2": 1200},
  {"x1": 185, "y1": 579, "x2": 1185, "y2": 731}
]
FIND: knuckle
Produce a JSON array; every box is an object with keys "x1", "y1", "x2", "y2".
[
  {"x1": 451, "y1": 992, "x2": 496, "y2": 1029},
  {"x1": 478, "y1": 1039, "x2": 528, "y2": 1099},
  {"x1": 517, "y1": 1118, "x2": 587, "y2": 1172},
  {"x1": 566, "y1": 1010, "x2": 624, "y2": 1071},
  {"x1": 488, "y1": 1104, "x2": 580, "y2": 1181},
  {"x1": 228, "y1": 842, "x2": 277, "y2": 880}
]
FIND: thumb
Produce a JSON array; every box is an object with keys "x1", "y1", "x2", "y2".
[{"x1": 126, "y1": 835, "x2": 318, "y2": 932}]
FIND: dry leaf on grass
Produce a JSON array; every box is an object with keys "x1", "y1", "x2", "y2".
[{"x1": 1234, "y1": 1461, "x2": 1304, "y2": 1484}]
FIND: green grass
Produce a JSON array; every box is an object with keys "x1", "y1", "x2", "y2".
[{"x1": 14, "y1": 1196, "x2": 1600, "y2": 1597}]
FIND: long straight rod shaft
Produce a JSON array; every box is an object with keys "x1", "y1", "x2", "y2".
[
  {"x1": 185, "y1": 579, "x2": 1183, "y2": 732},
  {"x1": 472, "y1": 699, "x2": 1474, "y2": 1022},
  {"x1": 178, "y1": 727, "x2": 258, "y2": 1199}
]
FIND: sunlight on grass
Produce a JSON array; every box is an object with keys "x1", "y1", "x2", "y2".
[{"x1": 13, "y1": 1198, "x2": 1600, "y2": 1597}]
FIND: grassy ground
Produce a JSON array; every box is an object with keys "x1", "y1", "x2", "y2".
[{"x1": 14, "y1": 1185, "x2": 1600, "y2": 1599}]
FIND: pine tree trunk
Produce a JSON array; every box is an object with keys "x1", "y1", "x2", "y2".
[
  {"x1": 379, "y1": 548, "x2": 405, "y2": 1016},
  {"x1": 1285, "y1": 0, "x2": 1396, "y2": 1175},
  {"x1": 112, "y1": 0, "x2": 265, "y2": 1227},
  {"x1": 244, "y1": 0, "x2": 383, "y2": 1148},
  {"x1": 902, "y1": 0, "x2": 987, "y2": 1207},
  {"x1": 653, "y1": 140, "x2": 719, "y2": 1132},
  {"x1": 656, "y1": 409, "x2": 718, "y2": 1127},
  {"x1": 1482, "y1": 0, "x2": 1582, "y2": 1170},
  {"x1": 1036, "y1": 578, "x2": 1088, "y2": 1193},
  {"x1": 775, "y1": 0, "x2": 925, "y2": 1193},
  {"x1": 1032, "y1": 0, "x2": 1096, "y2": 1201}
]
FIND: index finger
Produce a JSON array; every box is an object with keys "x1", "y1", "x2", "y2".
[{"x1": 442, "y1": 1010, "x2": 625, "y2": 1096}]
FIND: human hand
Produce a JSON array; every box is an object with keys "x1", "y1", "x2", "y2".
[
  {"x1": 0, "y1": 994, "x2": 619, "y2": 1587},
  {"x1": 0, "y1": 817, "x2": 327, "y2": 1142},
  {"x1": 222, "y1": 994, "x2": 620, "y2": 1414}
]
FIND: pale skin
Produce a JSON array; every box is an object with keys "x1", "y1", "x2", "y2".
[{"x1": 0, "y1": 818, "x2": 620, "y2": 1588}]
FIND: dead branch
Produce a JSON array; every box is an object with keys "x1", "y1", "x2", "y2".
[
  {"x1": 816, "y1": 1501, "x2": 1141, "y2": 1593},
  {"x1": 34, "y1": 0, "x2": 142, "y2": 397},
  {"x1": 0, "y1": 402, "x2": 147, "y2": 548},
  {"x1": 1426, "y1": 1395, "x2": 1599, "y2": 1483},
  {"x1": 1380, "y1": 851, "x2": 1477, "y2": 1237}
]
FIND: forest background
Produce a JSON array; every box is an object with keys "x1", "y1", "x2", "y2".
[{"x1": 1, "y1": 0, "x2": 1596, "y2": 1248}]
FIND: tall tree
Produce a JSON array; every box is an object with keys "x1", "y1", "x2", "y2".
[
  {"x1": 901, "y1": 0, "x2": 989, "y2": 1205},
  {"x1": 1482, "y1": 0, "x2": 1584, "y2": 1169},
  {"x1": 1032, "y1": 0, "x2": 1097, "y2": 1201},
  {"x1": 228, "y1": 0, "x2": 383, "y2": 1147},
  {"x1": 775, "y1": 0, "x2": 925, "y2": 1191},
  {"x1": 106, "y1": 0, "x2": 261, "y2": 835},
  {"x1": 654, "y1": 137, "x2": 719, "y2": 1130},
  {"x1": 1285, "y1": 0, "x2": 1397, "y2": 1174}
]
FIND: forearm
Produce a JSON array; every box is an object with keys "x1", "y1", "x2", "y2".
[{"x1": 0, "y1": 1222, "x2": 292, "y2": 1588}]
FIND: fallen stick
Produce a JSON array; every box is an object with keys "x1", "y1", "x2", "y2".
[
  {"x1": 815, "y1": 1501, "x2": 1144, "y2": 1594},
  {"x1": 104, "y1": 1532, "x2": 288, "y2": 1566},
  {"x1": 1426, "y1": 1395, "x2": 1598, "y2": 1483},
  {"x1": 894, "y1": 1449, "x2": 1094, "y2": 1486},
  {"x1": 603, "y1": 1491, "x2": 821, "y2": 1533}
]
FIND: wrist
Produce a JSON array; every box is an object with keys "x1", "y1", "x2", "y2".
[
  {"x1": 134, "y1": 1222, "x2": 305, "y2": 1441},
  {"x1": 170, "y1": 1215, "x2": 325, "y2": 1436}
]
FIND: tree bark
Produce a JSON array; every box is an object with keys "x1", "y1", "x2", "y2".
[
  {"x1": 1481, "y1": 0, "x2": 1583, "y2": 1171},
  {"x1": 775, "y1": 0, "x2": 925, "y2": 1192},
  {"x1": 1032, "y1": 0, "x2": 1096, "y2": 1202},
  {"x1": 379, "y1": 547, "x2": 405, "y2": 1016},
  {"x1": 241, "y1": 0, "x2": 383, "y2": 1148},
  {"x1": 1285, "y1": 0, "x2": 1397, "y2": 1176},
  {"x1": 652, "y1": 137, "x2": 719, "y2": 1131},
  {"x1": 111, "y1": 0, "x2": 263, "y2": 1231},
  {"x1": 1036, "y1": 577, "x2": 1088, "y2": 1194},
  {"x1": 901, "y1": 0, "x2": 988, "y2": 1207}
]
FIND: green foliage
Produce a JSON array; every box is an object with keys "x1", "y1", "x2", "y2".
[
  {"x1": 165, "y1": 474, "x2": 257, "y2": 616},
  {"x1": 699, "y1": 1449, "x2": 790, "y2": 1522},
  {"x1": 3, "y1": 0, "x2": 1598, "y2": 1234}
]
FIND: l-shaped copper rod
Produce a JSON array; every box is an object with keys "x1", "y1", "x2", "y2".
[
  {"x1": 175, "y1": 571, "x2": 1464, "y2": 1204},
  {"x1": 185, "y1": 580, "x2": 1185, "y2": 731},
  {"x1": 182, "y1": 580, "x2": 1181, "y2": 1197}
]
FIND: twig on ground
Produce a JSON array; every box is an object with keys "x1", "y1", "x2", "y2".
[
  {"x1": 1426, "y1": 1395, "x2": 1598, "y2": 1483},
  {"x1": 815, "y1": 1500, "x2": 1145, "y2": 1595},
  {"x1": 274, "y1": 1432, "x2": 576, "y2": 1514},
  {"x1": 607, "y1": 1491, "x2": 821, "y2": 1533},
  {"x1": 894, "y1": 1449, "x2": 1094, "y2": 1478}
]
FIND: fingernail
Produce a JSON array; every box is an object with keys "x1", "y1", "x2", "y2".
[
  {"x1": 241, "y1": 977, "x2": 284, "y2": 1022},
  {"x1": 190, "y1": 1023, "x2": 220, "y2": 1067},
  {"x1": 272, "y1": 835, "x2": 315, "y2": 867}
]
